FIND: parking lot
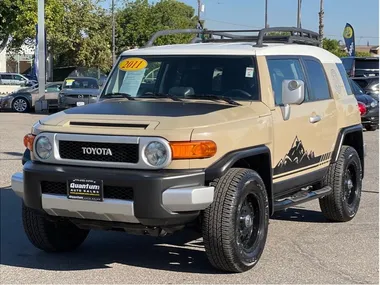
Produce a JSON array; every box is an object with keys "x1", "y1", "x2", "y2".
[{"x1": 0, "y1": 112, "x2": 378, "y2": 284}]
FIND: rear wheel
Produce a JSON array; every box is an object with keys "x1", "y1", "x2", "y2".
[
  {"x1": 319, "y1": 146, "x2": 362, "y2": 222},
  {"x1": 202, "y1": 168, "x2": 269, "y2": 273},
  {"x1": 22, "y1": 203, "x2": 89, "y2": 252}
]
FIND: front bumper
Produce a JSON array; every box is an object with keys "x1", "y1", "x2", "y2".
[
  {"x1": 58, "y1": 96, "x2": 97, "y2": 109},
  {"x1": 11, "y1": 161, "x2": 214, "y2": 227}
]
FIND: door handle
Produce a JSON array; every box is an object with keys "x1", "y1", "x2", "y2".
[{"x1": 309, "y1": 115, "x2": 321, "y2": 123}]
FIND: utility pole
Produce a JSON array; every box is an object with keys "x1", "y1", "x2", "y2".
[
  {"x1": 112, "y1": 0, "x2": 116, "y2": 64},
  {"x1": 318, "y1": 0, "x2": 324, "y2": 47},
  {"x1": 264, "y1": 0, "x2": 268, "y2": 28},
  {"x1": 297, "y1": 0, "x2": 301, "y2": 28}
]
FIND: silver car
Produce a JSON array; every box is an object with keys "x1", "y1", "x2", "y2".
[
  {"x1": 0, "y1": 82, "x2": 62, "y2": 112},
  {"x1": 0, "y1": 72, "x2": 29, "y2": 85}
]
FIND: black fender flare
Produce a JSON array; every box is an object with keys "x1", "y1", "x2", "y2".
[
  {"x1": 204, "y1": 145, "x2": 274, "y2": 214},
  {"x1": 331, "y1": 124, "x2": 365, "y2": 176}
]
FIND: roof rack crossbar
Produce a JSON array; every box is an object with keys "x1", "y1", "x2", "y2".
[{"x1": 144, "y1": 27, "x2": 321, "y2": 47}]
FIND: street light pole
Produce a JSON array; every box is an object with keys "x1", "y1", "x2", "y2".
[
  {"x1": 112, "y1": 0, "x2": 116, "y2": 64},
  {"x1": 264, "y1": 0, "x2": 268, "y2": 28},
  {"x1": 37, "y1": 0, "x2": 45, "y2": 97}
]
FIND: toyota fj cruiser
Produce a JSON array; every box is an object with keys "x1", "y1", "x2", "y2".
[{"x1": 11, "y1": 27, "x2": 365, "y2": 273}]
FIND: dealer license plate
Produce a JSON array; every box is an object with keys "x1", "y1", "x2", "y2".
[
  {"x1": 76, "y1": 101, "x2": 85, "y2": 106},
  {"x1": 67, "y1": 179, "x2": 103, "y2": 201}
]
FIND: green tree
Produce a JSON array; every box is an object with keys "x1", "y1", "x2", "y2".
[
  {"x1": 0, "y1": 0, "x2": 112, "y2": 72},
  {"x1": 322, "y1": 38, "x2": 347, "y2": 57},
  {"x1": 115, "y1": 0, "x2": 198, "y2": 54}
]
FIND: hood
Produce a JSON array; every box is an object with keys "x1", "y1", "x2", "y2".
[
  {"x1": 38, "y1": 99, "x2": 270, "y2": 131},
  {"x1": 355, "y1": 94, "x2": 376, "y2": 105}
]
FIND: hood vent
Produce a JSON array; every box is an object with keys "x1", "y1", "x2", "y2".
[{"x1": 69, "y1": 121, "x2": 149, "y2": 129}]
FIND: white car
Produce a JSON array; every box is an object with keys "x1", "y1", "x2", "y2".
[{"x1": 0, "y1": 72, "x2": 29, "y2": 85}]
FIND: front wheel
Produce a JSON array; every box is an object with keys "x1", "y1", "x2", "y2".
[
  {"x1": 202, "y1": 168, "x2": 269, "y2": 273},
  {"x1": 22, "y1": 203, "x2": 89, "y2": 252}
]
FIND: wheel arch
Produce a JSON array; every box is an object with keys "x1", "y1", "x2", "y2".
[
  {"x1": 331, "y1": 124, "x2": 365, "y2": 177},
  {"x1": 10, "y1": 95, "x2": 32, "y2": 110},
  {"x1": 204, "y1": 145, "x2": 274, "y2": 215}
]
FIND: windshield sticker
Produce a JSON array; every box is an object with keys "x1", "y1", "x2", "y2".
[
  {"x1": 245, "y1": 67, "x2": 254, "y2": 78},
  {"x1": 65, "y1": 79, "x2": 74, "y2": 85},
  {"x1": 119, "y1": 57, "x2": 148, "y2": 71},
  {"x1": 119, "y1": 68, "x2": 146, "y2": 96}
]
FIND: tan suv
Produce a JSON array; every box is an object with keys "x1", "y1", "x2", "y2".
[{"x1": 11, "y1": 27, "x2": 365, "y2": 273}]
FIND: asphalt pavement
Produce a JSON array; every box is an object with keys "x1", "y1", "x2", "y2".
[{"x1": 0, "y1": 112, "x2": 379, "y2": 284}]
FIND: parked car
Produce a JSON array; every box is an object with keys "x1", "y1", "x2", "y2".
[
  {"x1": 349, "y1": 78, "x2": 378, "y2": 131},
  {"x1": 0, "y1": 72, "x2": 30, "y2": 85},
  {"x1": 13, "y1": 27, "x2": 366, "y2": 273},
  {"x1": 58, "y1": 77, "x2": 100, "y2": 110},
  {"x1": 0, "y1": 82, "x2": 62, "y2": 113},
  {"x1": 351, "y1": 76, "x2": 379, "y2": 101},
  {"x1": 341, "y1": 56, "x2": 379, "y2": 78}
]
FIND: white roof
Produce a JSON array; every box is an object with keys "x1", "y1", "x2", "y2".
[{"x1": 121, "y1": 42, "x2": 341, "y2": 63}]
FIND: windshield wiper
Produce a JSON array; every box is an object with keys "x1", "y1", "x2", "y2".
[
  {"x1": 102, "y1": 92, "x2": 135, "y2": 100},
  {"x1": 186, "y1": 94, "x2": 241, "y2": 106},
  {"x1": 140, "y1": 92, "x2": 182, "y2": 102}
]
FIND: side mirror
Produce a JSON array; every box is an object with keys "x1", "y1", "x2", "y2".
[{"x1": 280, "y1": 79, "x2": 305, "y2": 121}]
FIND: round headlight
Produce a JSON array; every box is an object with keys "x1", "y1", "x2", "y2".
[
  {"x1": 370, "y1": 101, "x2": 378, "y2": 108},
  {"x1": 35, "y1": 136, "x2": 52, "y2": 159},
  {"x1": 144, "y1": 141, "x2": 168, "y2": 166}
]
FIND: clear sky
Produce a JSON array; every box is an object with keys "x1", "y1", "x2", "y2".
[{"x1": 103, "y1": 0, "x2": 379, "y2": 45}]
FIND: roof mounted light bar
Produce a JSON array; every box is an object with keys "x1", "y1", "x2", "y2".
[{"x1": 144, "y1": 27, "x2": 321, "y2": 47}]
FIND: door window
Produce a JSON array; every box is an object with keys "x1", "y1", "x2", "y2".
[
  {"x1": 266, "y1": 58, "x2": 307, "y2": 105},
  {"x1": 303, "y1": 59, "x2": 331, "y2": 101}
]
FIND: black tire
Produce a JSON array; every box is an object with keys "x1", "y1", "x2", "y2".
[
  {"x1": 22, "y1": 203, "x2": 89, "y2": 252},
  {"x1": 202, "y1": 168, "x2": 269, "y2": 273},
  {"x1": 12, "y1": 97, "x2": 29, "y2": 113},
  {"x1": 365, "y1": 125, "x2": 377, "y2": 131},
  {"x1": 319, "y1": 146, "x2": 362, "y2": 222}
]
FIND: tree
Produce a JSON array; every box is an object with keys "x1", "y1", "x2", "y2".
[
  {"x1": 115, "y1": 0, "x2": 198, "y2": 54},
  {"x1": 322, "y1": 38, "x2": 347, "y2": 57},
  {"x1": 0, "y1": 0, "x2": 112, "y2": 72}
]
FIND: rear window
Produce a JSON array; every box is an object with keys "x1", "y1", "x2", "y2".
[
  {"x1": 63, "y1": 78, "x2": 99, "y2": 89},
  {"x1": 355, "y1": 58, "x2": 379, "y2": 70},
  {"x1": 336, "y1": 63, "x2": 353, "y2": 95}
]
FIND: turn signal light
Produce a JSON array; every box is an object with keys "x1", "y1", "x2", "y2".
[
  {"x1": 23, "y1": 134, "x2": 36, "y2": 151},
  {"x1": 170, "y1": 140, "x2": 217, "y2": 159}
]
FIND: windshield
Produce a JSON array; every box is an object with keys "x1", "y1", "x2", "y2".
[
  {"x1": 349, "y1": 79, "x2": 365, "y2": 95},
  {"x1": 63, "y1": 78, "x2": 99, "y2": 89},
  {"x1": 100, "y1": 55, "x2": 259, "y2": 101}
]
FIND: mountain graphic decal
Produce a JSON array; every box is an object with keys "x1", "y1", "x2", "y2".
[{"x1": 274, "y1": 136, "x2": 322, "y2": 176}]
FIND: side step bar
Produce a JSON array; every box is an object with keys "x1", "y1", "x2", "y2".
[{"x1": 273, "y1": 186, "x2": 332, "y2": 212}]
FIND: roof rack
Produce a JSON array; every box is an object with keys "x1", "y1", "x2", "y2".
[{"x1": 144, "y1": 27, "x2": 320, "y2": 47}]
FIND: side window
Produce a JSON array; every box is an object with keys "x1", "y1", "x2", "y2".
[
  {"x1": 14, "y1": 75, "x2": 23, "y2": 81},
  {"x1": 303, "y1": 59, "x2": 331, "y2": 101},
  {"x1": 46, "y1": 84, "x2": 60, "y2": 92},
  {"x1": 336, "y1": 63, "x2": 353, "y2": 95},
  {"x1": 266, "y1": 58, "x2": 307, "y2": 105}
]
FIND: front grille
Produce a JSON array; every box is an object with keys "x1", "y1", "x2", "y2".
[
  {"x1": 41, "y1": 181, "x2": 134, "y2": 200},
  {"x1": 59, "y1": 140, "x2": 139, "y2": 163}
]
